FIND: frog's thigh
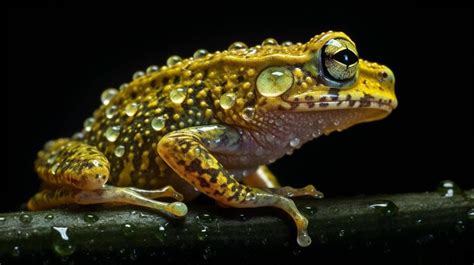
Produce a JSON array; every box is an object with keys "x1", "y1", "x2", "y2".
[
  {"x1": 243, "y1": 166, "x2": 324, "y2": 198},
  {"x1": 157, "y1": 125, "x2": 312, "y2": 247}
]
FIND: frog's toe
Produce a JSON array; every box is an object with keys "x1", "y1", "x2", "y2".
[
  {"x1": 167, "y1": 202, "x2": 188, "y2": 217},
  {"x1": 304, "y1": 185, "x2": 324, "y2": 199}
]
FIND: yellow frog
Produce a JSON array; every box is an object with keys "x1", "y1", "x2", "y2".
[{"x1": 28, "y1": 31, "x2": 397, "y2": 247}]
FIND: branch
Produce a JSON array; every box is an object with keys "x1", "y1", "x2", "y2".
[{"x1": 1, "y1": 189, "x2": 473, "y2": 264}]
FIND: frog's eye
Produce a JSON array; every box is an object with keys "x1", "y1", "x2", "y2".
[
  {"x1": 256, "y1": 66, "x2": 294, "y2": 97},
  {"x1": 320, "y1": 38, "x2": 359, "y2": 87}
]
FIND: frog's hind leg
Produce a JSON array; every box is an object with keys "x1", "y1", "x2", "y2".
[
  {"x1": 28, "y1": 138, "x2": 187, "y2": 217},
  {"x1": 158, "y1": 125, "x2": 313, "y2": 247},
  {"x1": 243, "y1": 165, "x2": 324, "y2": 199}
]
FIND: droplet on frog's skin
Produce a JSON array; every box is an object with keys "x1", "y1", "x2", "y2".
[
  {"x1": 72, "y1": 132, "x2": 84, "y2": 140},
  {"x1": 170, "y1": 87, "x2": 187, "y2": 104},
  {"x1": 282, "y1": 41, "x2": 293, "y2": 46},
  {"x1": 219, "y1": 92, "x2": 236, "y2": 110},
  {"x1": 19, "y1": 214, "x2": 32, "y2": 224},
  {"x1": 119, "y1": 83, "x2": 128, "y2": 91},
  {"x1": 167, "y1": 55, "x2": 182, "y2": 67},
  {"x1": 101, "y1": 88, "x2": 118, "y2": 105},
  {"x1": 114, "y1": 145, "x2": 125, "y2": 158},
  {"x1": 146, "y1": 65, "x2": 159, "y2": 74},
  {"x1": 125, "y1": 102, "x2": 139, "y2": 117},
  {"x1": 301, "y1": 205, "x2": 317, "y2": 215},
  {"x1": 151, "y1": 116, "x2": 166, "y2": 131},
  {"x1": 368, "y1": 200, "x2": 399, "y2": 216},
  {"x1": 83, "y1": 214, "x2": 99, "y2": 223},
  {"x1": 262, "y1": 38, "x2": 278, "y2": 46},
  {"x1": 104, "y1": 126, "x2": 121, "y2": 142},
  {"x1": 436, "y1": 180, "x2": 462, "y2": 197},
  {"x1": 241, "y1": 107, "x2": 255, "y2": 121},
  {"x1": 193, "y1": 49, "x2": 208, "y2": 59},
  {"x1": 106, "y1": 105, "x2": 118, "y2": 119},
  {"x1": 12, "y1": 246, "x2": 20, "y2": 257},
  {"x1": 289, "y1": 138, "x2": 300, "y2": 148},
  {"x1": 132, "y1": 71, "x2": 145, "y2": 80},
  {"x1": 228, "y1": 41, "x2": 247, "y2": 51},
  {"x1": 297, "y1": 231, "x2": 312, "y2": 247},
  {"x1": 0, "y1": 216, "x2": 6, "y2": 222},
  {"x1": 256, "y1": 66, "x2": 294, "y2": 97}
]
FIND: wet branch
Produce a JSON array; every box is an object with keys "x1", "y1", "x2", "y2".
[{"x1": 0, "y1": 189, "x2": 473, "y2": 264}]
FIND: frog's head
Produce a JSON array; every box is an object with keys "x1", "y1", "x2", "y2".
[{"x1": 252, "y1": 31, "x2": 397, "y2": 135}]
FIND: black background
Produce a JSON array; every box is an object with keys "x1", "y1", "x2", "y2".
[
  {"x1": 7, "y1": 8, "x2": 472, "y2": 208},
  {"x1": 6, "y1": 7, "x2": 473, "y2": 265}
]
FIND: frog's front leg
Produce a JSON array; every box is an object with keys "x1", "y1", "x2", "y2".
[
  {"x1": 244, "y1": 165, "x2": 324, "y2": 198},
  {"x1": 157, "y1": 125, "x2": 312, "y2": 247},
  {"x1": 28, "y1": 139, "x2": 187, "y2": 217}
]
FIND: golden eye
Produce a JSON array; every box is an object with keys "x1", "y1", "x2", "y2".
[
  {"x1": 322, "y1": 39, "x2": 359, "y2": 82},
  {"x1": 256, "y1": 66, "x2": 294, "y2": 97}
]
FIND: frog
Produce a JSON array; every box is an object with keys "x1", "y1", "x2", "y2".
[{"x1": 28, "y1": 31, "x2": 397, "y2": 247}]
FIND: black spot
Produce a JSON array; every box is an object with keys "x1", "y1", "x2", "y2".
[
  {"x1": 319, "y1": 102, "x2": 329, "y2": 107},
  {"x1": 197, "y1": 176, "x2": 210, "y2": 188},
  {"x1": 237, "y1": 75, "x2": 244, "y2": 82}
]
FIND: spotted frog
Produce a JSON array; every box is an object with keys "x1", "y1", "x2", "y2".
[{"x1": 29, "y1": 31, "x2": 397, "y2": 247}]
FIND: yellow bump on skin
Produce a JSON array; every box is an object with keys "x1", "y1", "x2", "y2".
[
  {"x1": 247, "y1": 68, "x2": 256, "y2": 77},
  {"x1": 137, "y1": 177, "x2": 146, "y2": 187},
  {"x1": 242, "y1": 82, "x2": 251, "y2": 90},
  {"x1": 173, "y1": 114, "x2": 181, "y2": 121},
  {"x1": 246, "y1": 92, "x2": 255, "y2": 99},
  {"x1": 186, "y1": 98, "x2": 194, "y2": 105},
  {"x1": 200, "y1": 101, "x2": 209, "y2": 108},
  {"x1": 208, "y1": 71, "x2": 216, "y2": 78},
  {"x1": 293, "y1": 68, "x2": 304, "y2": 78},
  {"x1": 212, "y1": 86, "x2": 222, "y2": 95},
  {"x1": 205, "y1": 109, "x2": 213, "y2": 118},
  {"x1": 196, "y1": 90, "x2": 207, "y2": 99},
  {"x1": 117, "y1": 153, "x2": 134, "y2": 186},
  {"x1": 140, "y1": 151, "x2": 150, "y2": 171}
]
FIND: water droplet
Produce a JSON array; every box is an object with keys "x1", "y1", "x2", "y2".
[
  {"x1": 0, "y1": 216, "x2": 6, "y2": 222},
  {"x1": 12, "y1": 246, "x2": 20, "y2": 257},
  {"x1": 84, "y1": 214, "x2": 99, "y2": 223},
  {"x1": 368, "y1": 200, "x2": 398, "y2": 216},
  {"x1": 301, "y1": 205, "x2": 317, "y2": 216},
  {"x1": 52, "y1": 226, "x2": 76, "y2": 257},
  {"x1": 122, "y1": 223, "x2": 135, "y2": 236},
  {"x1": 296, "y1": 231, "x2": 312, "y2": 247},
  {"x1": 241, "y1": 107, "x2": 255, "y2": 121},
  {"x1": 101, "y1": 88, "x2": 118, "y2": 105},
  {"x1": 104, "y1": 126, "x2": 121, "y2": 142},
  {"x1": 72, "y1": 132, "x2": 84, "y2": 140},
  {"x1": 228, "y1": 41, "x2": 247, "y2": 51},
  {"x1": 256, "y1": 66, "x2": 293, "y2": 97},
  {"x1": 114, "y1": 145, "x2": 125, "y2": 158},
  {"x1": 105, "y1": 105, "x2": 118, "y2": 119},
  {"x1": 197, "y1": 225, "x2": 209, "y2": 241},
  {"x1": 193, "y1": 49, "x2": 208, "y2": 59},
  {"x1": 45, "y1": 214, "x2": 54, "y2": 220},
  {"x1": 19, "y1": 213, "x2": 32, "y2": 224},
  {"x1": 282, "y1": 41, "x2": 293, "y2": 46},
  {"x1": 132, "y1": 71, "x2": 145, "y2": 80},
  {"x1": 339, "y1": 229, "x2": 345, "y2": 237},
  {"x1": 167, "y1": 55, "x2": 182, "y2": 67},
  {"x1": 239, "y1": 213, "x2": 248, "y2": 221},
  {"x1": 124, "y1": 102, "x2": 139, "y2": 117},
  {"x1": 292, "y1": 248, "x2": 302, "y2": 256},
  {"x1": 454, "y1": 220, "x2": 465, "y2": 233},
  {"x1": 219, "y1": 92, "x2": 236, "y2": 109},
  {"x1": 83, "y1": 117, "x2": 95, "y2": 132},
  {"x1": 467, "y1": 208, "x2": 474, "y2": 219},
  {"x1": 146, "y1": 65, "x2": 159, "y2": 74},
  {"x1": 436, "y1": 180, "x2": 462, "y2": 197},
  {"x1": 195, "y1": 213, "x2": 216, "y2": 223},
  {"x1": 312, "y1": 130, "x2": 321, "y2": 138},
  {"x1": 154, "y1": 224, "x2": 167, "y2": 243},
  {"x1": 151, "y1": 116, "x2": 166, "y2": 131},
  {"x1": 170, "y1": 87, "x2": 187, "y2": 104},
  {"x1": 262, "y1": 38, "x2": 278, "y2": 46},
  {"x1": 119, "y1": 83, "x2": 128, "y2": 91},
  {"x1": 289, "y1": 138, "x2": 300, "y2": 148}
]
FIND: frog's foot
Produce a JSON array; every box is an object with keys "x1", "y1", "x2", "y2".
[
  {"x1": 127, "y1": 186, "x2": 184, "y2": 201},
  {"x1": 263, "y1": 185, "x2": 324, "y2": 199},
  {"x1": 28, "y1": 185, "x2": 188, "y2": 217}
]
